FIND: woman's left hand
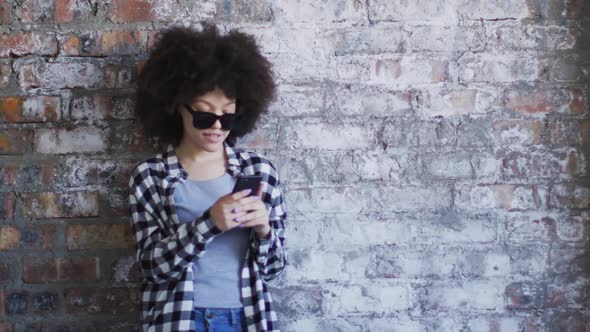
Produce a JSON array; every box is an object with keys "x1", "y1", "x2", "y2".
[{"x1": 232, "y1": 183, "x2": 271, "y2": 239}]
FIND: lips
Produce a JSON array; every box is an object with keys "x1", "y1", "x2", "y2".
[{"x1": 204, "y1": 133, "x2": 222, "y2": 142}]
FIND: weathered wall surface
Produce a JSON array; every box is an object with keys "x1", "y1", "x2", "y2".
[{"x1": 0, "y1": 0, "x2": 588, "y2": 331}]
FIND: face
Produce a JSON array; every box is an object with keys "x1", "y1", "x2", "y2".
[{"x1": 178, "y1": 87, "x2": 237, "y2": 152}]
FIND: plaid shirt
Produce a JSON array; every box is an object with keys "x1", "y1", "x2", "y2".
[{"x1": 128, "y1": 140, "x2": 287, "y2": 331}]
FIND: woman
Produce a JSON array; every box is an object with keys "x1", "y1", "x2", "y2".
[{"x1": 128, "y1": 22, "x2": 287, "y2": 332}]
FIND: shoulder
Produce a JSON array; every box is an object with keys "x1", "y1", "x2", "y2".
[
  {"x1": 235, "y1": 148, "x2": 282, "y2": 187},
  {"x1": 128, "y1": 154, "x2": 167, "y2": 188},
  {"x1": 236, "y1": 149, "x2": 278, "y2": 173}
]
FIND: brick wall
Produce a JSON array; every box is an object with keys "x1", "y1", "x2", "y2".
[{"x1": 0, "y1": 0, "x2": 588, "y2": 331}]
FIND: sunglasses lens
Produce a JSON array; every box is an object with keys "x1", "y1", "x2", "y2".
[
  {"x1": 191, "y1": 112, "x2": 241, "y2": 130},
  {"x1": 220, "y1": 114, "x2": 240, "y2": 130},
  {"x1": 192, "y1": 113, "x2": 216, "y2": 129}
]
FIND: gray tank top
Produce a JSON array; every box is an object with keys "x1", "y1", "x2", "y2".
[{"x1": 173, "y1": 172, "x2": 250, "y2": 308}]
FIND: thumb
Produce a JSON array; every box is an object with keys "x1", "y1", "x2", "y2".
[{"x1": 256, "y1": 182, "x2": 264, "y2": 198}]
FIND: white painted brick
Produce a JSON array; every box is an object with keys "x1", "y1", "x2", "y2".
[
  {"x1": 281, "y1": 121, "x2": 376, "y2": 150},
  {"x1": 271, "y1": 0, "x2": 366, "y2": 23},
  {"x1": 34, "y1": 126, "x2": 108, "y2": 154},
  {"x1": 423, "y1": 280, "x2": 504, "y2": 310},
  {"x1": 458, "y1": 53, "x2": 540, "y2": 83},
  {"x1": 322, "y1": 282, "x2": 410, "y2": 316}
]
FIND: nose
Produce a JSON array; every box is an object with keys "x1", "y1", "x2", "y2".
[{"x1": 212, "y1": 118, "x2": 222, "y2": 129}]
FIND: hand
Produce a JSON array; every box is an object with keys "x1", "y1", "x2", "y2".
[
  {"x1": 209, "y1": 188, "x2": 262, "y2": 232},
  {"x1": 232, "y1": 183, "x2": 271, "y2": 238}
]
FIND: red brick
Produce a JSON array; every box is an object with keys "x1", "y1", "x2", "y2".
[
  {"x1": 55, "y1": 0, "x2": 94, "y2": 22},
  {"x1": 0, "y1": 193, "x2": 15, "y2": 220},
  {"x1": 99, "y1": 31, "x2": 143, "y2": 55},
  {"x1": 0, "y1": 128, "x2": 33, "y2": 154},
  {"x1": 566, "y1": 0, "x2": 589, "y2": 19},
  {"x1": 105, "y1": 63, "x2": 137, "y2": 88},
  {"x1": 23, "y1": 256, "x2": 99, "y2": 283},
  {"x1": 505, "y1": 282, "x2": 544, "y2": 310},
  {"x1": 0, "y1": 0, "x2": 10, "y2": 24},
  {"x1": 0, "y1": 226, "x2": 19, "y2": 250},
  {"x1": 107, "y1": 0, "x2": 153, "y2": 23},
  {"x1": 22, "y1": 224, "x2": 55, "y2": 250},
  {"x1": 374, "y1": 57, "x2": 448, "y2": 84},
  {"x1": 0, "y1": 161, "x2": 56, "y2": 188},
  {"x1": 20, "y1": 191, "x2": 99, "y2": 219},
  {"x1": 0, "y1": 321, "x2": 11, "y2": 332},
  {"x1": 61, "y1": 31, "x2": 143, "y2": 56},
  {"x1": 64, "y1": 287, "x2": 138, "y2": 314},
  {"x1": 61, "y1": 33, "x2": 80, "y2": 56},
  {"x1": 0, "y1": 32, "x2": 57, "y2": 57},
  {"x1": 67, "y1": 223, "x2": 134, "y2": 250},
  {"x1": 146, "y1": 30, "x2": 158, "y2": 51},
  {"x1": 492, "y1": 120, "x2": 542, "y2": 146},
  {"x1": 569, "y1": 88, "x2": 585, "y2": 114},
  {"x1": 506, "y1": 88, "x2": 585, "y2": 115},
  {"x1": 0, "y1": 96, "x2": 60, "y2": 123},
  {"x1": 0, "y1": 97, "x2": 22, "y2": 122},
  {"x1": 0, "y1": 162, "x2": 17, "y2": 186},
  {"x1": 0, "y1": 63, "x2": 9, "y2": 88},
  {"x1": 582, "y1": 119, "x2": 590, "y2": 147},
  {"x1": 13, "y1": 0, "x2": 53, "y2": 22}
]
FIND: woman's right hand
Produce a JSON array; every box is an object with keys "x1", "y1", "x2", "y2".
[{"x1": 209, "y1": 189, "x2": 260, "y2": 232}]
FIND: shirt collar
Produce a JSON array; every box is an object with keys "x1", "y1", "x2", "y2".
[{"x1": 164, "y1": 140, "x2": 242, "y2": 178}]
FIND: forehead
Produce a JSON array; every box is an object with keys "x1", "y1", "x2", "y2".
[{"x1": 192, "y1": 88, "x2": 236, "y2": 106}]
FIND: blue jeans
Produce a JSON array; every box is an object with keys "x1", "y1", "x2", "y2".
[{"x1": 194, "y1": 306, "x2": 247, "y2": 332}]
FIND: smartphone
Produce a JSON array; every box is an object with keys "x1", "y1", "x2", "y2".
[{"x1": 232, "y1": 175, "x2": 262, "y2": 196}]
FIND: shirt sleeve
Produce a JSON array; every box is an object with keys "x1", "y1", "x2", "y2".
[
  {"x1": 128, "y1": 167, "x2": 223, "y2": 284},
  {"x1": 250, "y1": 162, "x2": 288, "y2": 281}
]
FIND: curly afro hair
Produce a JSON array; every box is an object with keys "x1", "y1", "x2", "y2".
[{"x1": 134, "y1": 21, "x2": 277, "y2": 147}]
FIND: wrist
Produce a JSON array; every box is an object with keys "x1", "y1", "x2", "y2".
[{"x1": 255, "y1": 226, "x2": 271, "y2": 240}]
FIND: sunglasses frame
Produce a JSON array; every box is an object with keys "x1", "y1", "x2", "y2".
[{"x1": 183, "y1": 103, "x2": 242, "y2": 130}]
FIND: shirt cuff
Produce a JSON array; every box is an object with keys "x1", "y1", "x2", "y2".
[{"x1": 194, "y1": 209, "x2": 223, "y2": 240}]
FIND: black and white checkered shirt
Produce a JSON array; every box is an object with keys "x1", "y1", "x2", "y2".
[{"x1": 128, "y1": 140, "x2": 287, "y2": 331}]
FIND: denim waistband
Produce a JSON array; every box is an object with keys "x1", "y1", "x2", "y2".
[{"x1": 194, "y1": 306, "x2": 244, "y2": 323}]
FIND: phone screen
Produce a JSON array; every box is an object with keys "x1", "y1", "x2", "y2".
[{"x1": 232, "y1": 175, "x2": 262, "y2": 196}]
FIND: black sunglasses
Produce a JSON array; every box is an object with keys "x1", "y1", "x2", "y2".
[{"x1": 183, "y1": 104, "x2": 242, "y2": 130}]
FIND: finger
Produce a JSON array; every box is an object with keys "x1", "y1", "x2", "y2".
[
  {"x1": 236, "y1": 195, "x2": 261, "y2": 210},
  {"x1": 231, "y1": 188, "x2": 253, "y2": 200},
  {"x1": 236, "y1": 210, "x2": 264, "y2": 225},
  {"x1": 238, "y1": 214, "x2": 266, "y2": 228},
  {"x1": 256, "y1": 182, "x2": 264, "y2": 198},
  {"x1": 232, "y1": 203, "x2": 263, "y2": 222},
  {"x1": 230, "y1": 191, "x2": 256, "y2": 212}
]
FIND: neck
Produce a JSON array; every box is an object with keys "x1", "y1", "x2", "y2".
[{"x1": 175, "y1": 139, "x2": 225, "y2": 164}]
